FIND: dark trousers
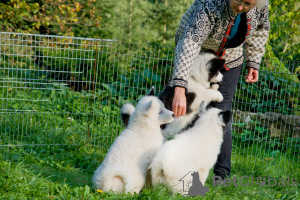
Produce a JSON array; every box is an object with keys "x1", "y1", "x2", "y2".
[{"x1": 212, "y1": 64, "x2": 243, "y2": 178}]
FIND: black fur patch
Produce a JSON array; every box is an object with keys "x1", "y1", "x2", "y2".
[
  {"x1": 121, "y1": 113, "x2": 130, "y2": 127},
  {"x1": 160, "y1": 124, "x2": 167, "y2": 130},
  {"x1": 219, "y1": 110, "x2": 231, "y2": 132},
  {"x1": 208, "y1": 58, "x2": 226, "y2": 82},
  {"x1": 158, "y1": 85, "x2": 174, "y2": 112},
  {"x1": 158, "y1": 86, "x2": 196, "y2": 115},
  {"x1": 178, "y1": 114, "x2": 200, "y2": 133},
  {"x1": 206, "y1": 49, "x2": 216, "y2": 54},
  {"x1": 207, "y1": 101, "x2": 217, "y2": 109},
  {"x1": 186, "y1": 93, "x2": 197, "y2": 114}
]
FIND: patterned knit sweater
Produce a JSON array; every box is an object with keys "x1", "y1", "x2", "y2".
[{"x1": 172, "y1": 0, "x2": 270, "y2": 89}]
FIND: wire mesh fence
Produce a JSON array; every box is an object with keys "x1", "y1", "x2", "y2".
[
  {"x1": 0, "y1": 32, "x2": 299, "y2": 172},
  {"x1": 0, "y1": 32, "x2": 175, "y2": 148}
]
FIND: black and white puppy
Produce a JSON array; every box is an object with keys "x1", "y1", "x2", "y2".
[{"x1": 158, "y1": 52, "x2": 225, "y2": 138}]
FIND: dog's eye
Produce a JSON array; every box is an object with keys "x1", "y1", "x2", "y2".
[{"x1": 159, "y1": 110, "x2": 163, "y2": 114}]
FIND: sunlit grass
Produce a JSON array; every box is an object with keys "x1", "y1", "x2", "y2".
[{"x1": 0, "y1": 142, "x2": 298, "y2": 199}]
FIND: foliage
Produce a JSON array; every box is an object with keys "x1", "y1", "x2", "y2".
[
  {"x1": 0, "y1": 0, "x2": 194, "y2": 44},
  {"x1": 1, "y1": 0, "x2": 299, "y2": 60},
  {"x1": 232, "y1": 120, "x2": 300, "y2": 155},
  {"x1": 268, "y1": 0, "x2": 300, "y2": 62},
  {"x1": 234, "y1": 67, "x2": 300, "y2": 115},
  {"x1": 146, "y1": 0, "x2": 181, "y2": 45},
  {"x1": 0, "y1": 0, "x2": 102, "y2": 36}
]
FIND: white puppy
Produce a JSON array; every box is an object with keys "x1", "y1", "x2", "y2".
[
  {"x1": 93, "y1": 95, "x2": 175, "y2": 194},
  {"x1": 149, "y1": 102, "x2": 231, "y2": 194}
]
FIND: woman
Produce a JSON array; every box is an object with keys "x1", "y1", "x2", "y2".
[{"x1": 171, "y1": 0, "x2": 269, "y2": 179}]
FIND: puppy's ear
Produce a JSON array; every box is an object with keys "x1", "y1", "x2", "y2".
[
  {"x1": 144, "y1": 100, "x2": 153, "y2": 115},
  {"x1": 210, "y1": 58, "x2": 226, "y2": 71},
  {"x1": 198, "y1": 101, "x2": 207, "y2": 113},
  {"x1": 148, "y1": 86, "x2": 155, "y2": 96},
  {"x1": 219, "y1": 110, "x2": 231, "y2": 124}
]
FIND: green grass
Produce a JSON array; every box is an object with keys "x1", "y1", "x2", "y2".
[{"x1": 0, "y1": 141, "x2": 298, "y2": 200}]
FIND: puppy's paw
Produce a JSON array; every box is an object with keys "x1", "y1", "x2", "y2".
[
  {"x1": 210, "y1": 83, "x2": 219, "y2": 91},
  {"x1": 216, "y1": 92, "x2": 224, "y2": 102}
]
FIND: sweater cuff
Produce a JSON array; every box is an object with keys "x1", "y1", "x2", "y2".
[
  {"x1": 172, "y1": 79, "x2": 188, "y2": 90},
  {"x1": 245, "y1": 61, "x2": 260, "y2": 70}
]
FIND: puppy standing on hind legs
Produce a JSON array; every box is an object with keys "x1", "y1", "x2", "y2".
[
  {"x1": 159, "y1": 52, "x2": 225, "y2": 138},
  {"x1": 93, "y1": 92, "x2": 175, "y2": 194},
  {"x1": 149, "y1": 102, "x2": 231, "y2": 195}
]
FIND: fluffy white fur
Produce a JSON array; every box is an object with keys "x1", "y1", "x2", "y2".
[
  {"x1": 93, "y1": 96, "x2": 175, "y2": 194},
  {"x1": 121, "y1": 103, "x2": 136, "y2": 127},
  {"x1": 121, "y1": 103, "x2": 135, "y2": 116},
  {"x1": 149, "y1": 103, "x2": 229, "y2": 194},
  {"x1": 162, "y1": 53, "x2": 224, "y2": 138}
]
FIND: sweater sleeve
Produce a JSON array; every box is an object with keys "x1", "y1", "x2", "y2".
[
  {"x1": 172, "y1": 0, "x2": 215, "y2": 89},
  {"x1": 244, "y1": 4, "x2": 270, "y2": 70},
  {"x1": 175, "y1": 0, "x2": 198, "y2": 45}
]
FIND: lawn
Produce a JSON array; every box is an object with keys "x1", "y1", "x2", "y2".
[{"x1": 0, "y1": 140, "x2": 298, "y2": 199}]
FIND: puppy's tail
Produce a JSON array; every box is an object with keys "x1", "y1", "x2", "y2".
[
  {"x1": 93, "y1": 165, "x2": 132, "y2": 193},
  {"x1": 121, "y1": 103, "x2": 135, "y2": 127}
]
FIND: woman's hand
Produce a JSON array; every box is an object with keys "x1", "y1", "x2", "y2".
[
  {"x1": 172, "y1": 87, "x2": 186, "y2": 118},
  {"x1": 245, "y1": 68, "x2": 259, "y2": 83}
]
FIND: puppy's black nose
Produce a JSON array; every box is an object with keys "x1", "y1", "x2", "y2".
[
  {"x1": 160, "y1": 124, "x2": 167, "y2": 130},
  {"x1": 172, "y1": 113, "x2": 176, "y2": 118}
]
